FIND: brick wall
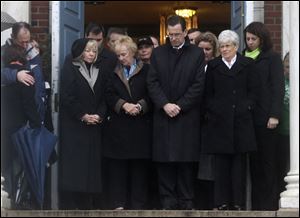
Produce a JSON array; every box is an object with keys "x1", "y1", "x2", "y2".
[
  {"x1": 264, "y1": 1, "x2": 282, "y2": 55},
  {"x1": 31, "y1": 1, "x2": 50, "y2": 43},
  {"x1": 30, "y1": 1, "x2": 51, "y2": 81}
]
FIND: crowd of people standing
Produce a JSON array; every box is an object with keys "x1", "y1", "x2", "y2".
[{"x1": 1, "y1": 15, "x2": 289, "y2": 211}]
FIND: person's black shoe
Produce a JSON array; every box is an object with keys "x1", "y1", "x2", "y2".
[
  {"x1": 178, "y1": 201, "x2": 194, "y2": 210},
  {"x1": 232, "y1": 205, "x2": 243, "y2": 210},
  {"x1": 217, "y1": 204, "x2": 229, "y2": 210}
]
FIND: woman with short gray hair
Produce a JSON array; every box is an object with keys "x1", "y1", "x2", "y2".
[
  {"x1": 201, "y1": 30, "x2": 260, "y2": 210},
  {"x1": 218, "y1": 30, "x2": 239, "y2": 48}
]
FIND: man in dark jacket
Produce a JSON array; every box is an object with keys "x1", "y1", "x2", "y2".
[
  {"x1": 85, "y1": 22, "x2": 118, "y2": 72},
  {"x1": 147, "y1": 15, "x2": 206, "y2": 210}
]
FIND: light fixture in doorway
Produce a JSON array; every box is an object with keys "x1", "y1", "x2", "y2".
[{"x1": 174, "y1": 8, "x2": 196, "y2": 18}]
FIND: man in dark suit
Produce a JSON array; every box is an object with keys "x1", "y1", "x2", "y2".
[
  {"x1": 84, "y1": 23, "x2": 118, "y2": 73},
  {"x1": 147, "y1": 15, "x2": 206, "y2": 210}
]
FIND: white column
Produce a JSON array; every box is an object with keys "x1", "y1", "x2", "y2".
[
  {"x1": 1, "y1": 176, "x2": 11, "y2": 209},
  {"x1": 282, "y1": 1, "x2": 290, "y2": 59},
  {"x1": 279, "y1": 1, "x2": 299, "y2": 209},
  {"x1": 50, "y1": 1, "x2": 60, "y2": 210},
  {"x1": 244, "y1": 1, "x2": 264, "y2": 26}
]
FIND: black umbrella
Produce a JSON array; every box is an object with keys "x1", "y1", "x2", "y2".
[
  {"x1": 1, "y1": 11, "x2": 16, "y2": 31},
  {"x1": 11, "y1": 124, "x2": 57, "y2": 207}
]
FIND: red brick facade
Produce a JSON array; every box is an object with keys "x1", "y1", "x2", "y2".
[
  {"x1": 264, "y1": 1, "x2": 282, "y2": 55},
  {"x1": 30, "y1": 1, "x2": 51, "y2": 80},
  {"x1": 31, "y1": 1, "x2": 50, "y2": 43}
]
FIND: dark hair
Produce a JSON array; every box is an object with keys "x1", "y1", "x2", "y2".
[
  {"x1": 11, "y1": 22, "x2": 31, "y2": 39},
  {"x1": 187, "y1": 28, "x2": 201, "y2": 35},
  {"x1": 3, "y1": 45, "x2": 27, "y2": 66},
  {"x1": 244, "y1": 21, "x2": 273, "y2": 52},
  {"x1": 107, "y1": 27, "x2": 127, "y2": 39},
  {"x1": 85, "y1": 22, "x2": 105, "y2": 37},
  {"x1": 167, "y1": 15, "x2": 186, "y2": 31}
]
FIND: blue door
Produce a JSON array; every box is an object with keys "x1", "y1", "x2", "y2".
[
  {"x1": 231, "y1": 1, "x2": 244, "y2": 53},
  {"x1": 59, "y1": 1, "x2": 84, "y2": 67},
  {"x1": 51, "y1": 1, "x2": 84, "y2": 209}
]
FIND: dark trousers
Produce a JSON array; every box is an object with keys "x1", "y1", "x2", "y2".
[
  {"x1": 250, "y1": 126, "x2": 279, "y2": 210},
  {"x1": 277, "y1": 134, "x2": 290, "y2": 197},
  {"x1": 107, "y1": 158, "x2": 149, "y2": 209},
  {"x1": 59, "y1": 191, "x2": 99, "y2": 210},
  {"x1": 195, "y1": 180, "x2": 214, "y2": 209},
  {"x1": 214, "y1": 154, "x2": 246, "y2": 208},
  {"x1": 157, "y1": 162, "x2": 195, "y2": 210}
]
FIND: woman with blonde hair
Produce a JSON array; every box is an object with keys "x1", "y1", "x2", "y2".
[
  {"x1": 196, "y1": 31, "x2": 219, "y2": 65},
  {"x1": 104, "y1": 36, "x2": 152, "y2": 209},
  {"x1": 59, "y1": 38, "x2": 107, "y2": 209}
]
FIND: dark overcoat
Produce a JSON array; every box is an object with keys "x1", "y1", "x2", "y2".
[
  {"x1": 103, "y1": 60, "x2": 152, "y2": 159},
  {"x1": 201, "y1": 53, "x2": 260, "y2": 154},
  {"x1": 147, "y1": 40, "x2": 206, "y2": 162},
  {"x1": 249, "y1": 50, "x2": 285, "y2": 126},
  {"x1": 59, "y1": 59, "x2": 106, "y2": 193},
  {"x1": 1, "y1": 66, "x2": 41, "y2": 197}
]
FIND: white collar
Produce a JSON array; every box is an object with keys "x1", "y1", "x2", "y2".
[
  {"x1": 173, "y1": 40, "x2": 185, "y2": 50},
  {"x1": 222, "y1": 55, "x2": 237, "y2": 69}
]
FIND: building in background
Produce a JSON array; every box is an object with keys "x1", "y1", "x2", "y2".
[{"x1": 1, "y1": 1, "x2": 298, "y2": 211}]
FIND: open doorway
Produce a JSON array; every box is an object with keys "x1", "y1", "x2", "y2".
[{"x1": 84, "y1": 1, "x2": 231, "y2": 42}]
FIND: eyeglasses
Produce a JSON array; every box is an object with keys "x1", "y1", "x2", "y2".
[{"x1": 167, "y1": 33, "x2": 183, "y2": 39}]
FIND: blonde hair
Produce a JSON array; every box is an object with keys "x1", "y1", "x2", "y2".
[
  {"x1": 113, "y1": 36, "x2": 137, "y2": 56},
  {"x1": 196, "y1": 31, "x2": 219, "y2": 58},
  {"x1": 82, "y1": 39, "x2": 98, "y2": 63}
]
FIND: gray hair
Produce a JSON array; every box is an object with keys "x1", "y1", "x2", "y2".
[{"x1": 218, "y1": 30, "x2": 239, "y2": 49}]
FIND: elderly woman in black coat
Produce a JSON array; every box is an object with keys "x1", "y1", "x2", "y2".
[
  {"x1": 243, "y1": 22, "x2": 285, "y2": 211},
  {"x1": 103, "y1": 36, "x2": 152, "y2": 210},
  {"x1": 59, "y1": 38, "x2": 107, "y2": 209},
  {"x1": 201, "y1": 30, "x2": 260, "y2": 210}
]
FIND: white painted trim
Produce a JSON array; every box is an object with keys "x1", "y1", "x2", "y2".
[
  {"x1": 244, "y1": 1, "x2": 254, "y2": 26},
  {"x1": 51, "y1": 1, "x2": 60, "y2": 210},
  {"x1": 280, "y1": 1, "x2": 299, "y2": 209},
  {"x1": 282, "y1": 1, "x2": 290, "y2": 59}
]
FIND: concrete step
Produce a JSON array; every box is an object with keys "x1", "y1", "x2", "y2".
[{"x1": 1, "y1": 209, "x2": 299, "y2": 217}]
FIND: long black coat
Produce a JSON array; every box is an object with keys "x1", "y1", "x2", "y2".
[
  {"x1": 147, "y1": 40, "x2": 206, "y2": 162},
  {"x1": 103, "y1": 60, "x2": 152, "y2": 159},
  {"x1": 250, "y1": 50, "x2": 284, "y2": 126},
  {"x1": 201, "y1": 54, "x2": 260, "y2": 154},
  {"x1": 59, "y1": 59, "x2": 107, "y2": 193}
]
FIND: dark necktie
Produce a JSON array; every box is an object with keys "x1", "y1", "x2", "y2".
[{"x1": 125, "y1": 66, "x2": 131, "y2": 78}]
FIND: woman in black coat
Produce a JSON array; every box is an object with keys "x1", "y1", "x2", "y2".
[
  {"x1": 243, "y1": 22, "x2": 285, "y2": 211},
  {"x1": 103, "y1": 36, "x2": 152, "y2": 210},
  {"x1": 1, "y1": 45, "x2": 41, "y2": 208},
  {"x1": 201, "y1": 30, "x2": 260, "y2": 210},
  {"x1": 59, "y1": 38, "x2": 107, "y2": 209}
]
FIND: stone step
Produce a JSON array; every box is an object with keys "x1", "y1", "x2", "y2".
[{"x1": 1, "y1": 209, "x2": 299, "y2": 217}]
